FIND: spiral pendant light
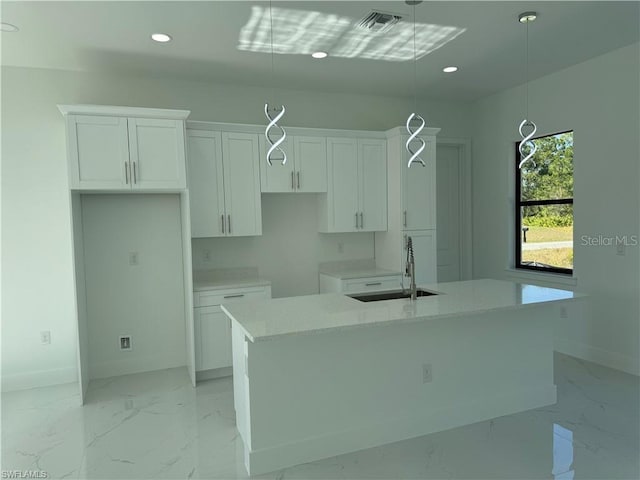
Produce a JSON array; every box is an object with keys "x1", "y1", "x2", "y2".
[
  {"x1": 264, "y1": 0, "x2": 287, "y2": 166},
  {"x1": 405, "y1": 1, "x2": 426, "y2": 168},
  {"x1": 518, "y1": 11, "x2": 537, "y2": 169}
]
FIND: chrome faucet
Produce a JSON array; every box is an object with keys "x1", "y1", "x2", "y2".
[{"x1": 405, "y1": 236, "x2": 417, "y2": 301}]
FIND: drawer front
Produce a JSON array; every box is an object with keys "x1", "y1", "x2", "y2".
[
  {"x1": 194, "y1": 285, "x2": 271, "y2": 307},
  {"x1": 343, "y1": 275, "x2": 402, "y2": 294}
]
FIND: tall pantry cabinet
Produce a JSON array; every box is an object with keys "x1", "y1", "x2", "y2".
[
  {"x1": 375, "y1": 127, "x2": 440, "y2": 285},
  {"x1": 59, "y1": 105, "x2": 196, "y2": 405}
]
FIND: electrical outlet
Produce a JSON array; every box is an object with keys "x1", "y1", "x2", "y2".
[
  {"x1": 337, "y1": 242, "x2": 344, "y2": 253},
  {"x1": 128, "y1": 252, "x2": 139, "y2": 266},
  {"x1": 119, "y1": 335, "x2": 132, "y2": 351},
  {"x1": 422, "y1": 363, "x2": 433, "y2": 383},
  {"x1": 40, "y1": 330, "x2": 51, "y2": 345},
  {"x1": 560, "y1": 306, "x2": 568, "y2": 319}
]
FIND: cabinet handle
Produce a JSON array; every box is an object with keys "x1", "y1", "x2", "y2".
[
  {"x1": 228, "y1": 214, "x2": 231, "y2": 234},
  {"x1": 125, "y1": 162, "x2": 129, "y2": 184},
  {"x1": 297, "y1": 171, "x2": 300, "y2": 189},
  {"x1": 403, "y1": 210, "x2": 407, "y2": 228},
  {"x1": 133, "y1": 162, "x2": 137, "y2": 184},
  {"x1": 221, "y1": 214, "x2": 225, "y2": 234},
  {"x1": 360, "y1": 212, "x2": 364, "y2": 229},
  {"x1": 355, "y1": 212, "x2": 359, "y2": 229},
  {"x1": 365, "y1": 282, "x2": 382, "y2": 286},
  {"x1": 224, "y1": 294, "x2": 245, "y2": 299},
  {"x1": 291, "y1": 171, "x2": 295, "y2": 190}
]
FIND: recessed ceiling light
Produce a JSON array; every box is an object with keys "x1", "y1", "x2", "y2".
[
  {"x1": 1, "y1": 22, "x2": 19, "y2": 32},
  {"x1": 443, "y1": 66, "x2": 458, "y2": 73},
  {"x1": 518, "y1": 12, "x2": 537, "y2": 23},
  {"x1": 311, "y1": 51, "x2": 328, "y2": 59},
  {"x1": 151, "y1": 33, "x2": 172, "y2": 43}
]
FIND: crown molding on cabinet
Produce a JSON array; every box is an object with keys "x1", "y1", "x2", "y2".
[
  {"x1": 187, "y1": 120, "x2": 387, "y2": 139},
  {"x1": 385, "y1": 126, "x2": 441, "y2": 138},
  {"x1": 58, "y1": 104, "x2": 190, "y2": 120}
]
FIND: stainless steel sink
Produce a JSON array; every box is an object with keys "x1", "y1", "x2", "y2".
[{"x1": 347, "y1": 289, "x2": 437, "y2": 302}]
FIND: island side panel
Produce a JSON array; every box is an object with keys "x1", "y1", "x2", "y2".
[
  {"x1": 231, "y1": 322, "x2": 251, "y2": 450},
  {"x1": 242, "y1": 306, "x2": 556, "y2": 475}
]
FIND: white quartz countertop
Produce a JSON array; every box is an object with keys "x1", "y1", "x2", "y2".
[
  {"x1": 193, "y1": 268, "x2": 271, "y2": 292},
  {"x1": 221, "y1": 279, "x2": 585, "y2": 343}
]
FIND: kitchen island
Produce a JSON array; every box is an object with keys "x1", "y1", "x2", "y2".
[{"x1": 221, "y1": 279, "x2": 584, "y2": 475}]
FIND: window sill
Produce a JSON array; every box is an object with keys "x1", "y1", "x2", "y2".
[{"x1": 504, "y1": 268, "x2": 578, "y2": 287}]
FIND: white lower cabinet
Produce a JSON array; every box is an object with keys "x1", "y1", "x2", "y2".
[
  {"x1": 195, "y1": 306, "x2": 231, "y2": 372},
  {"x1": 193, "y1": 285, "x2": 271, "y2": 374}
]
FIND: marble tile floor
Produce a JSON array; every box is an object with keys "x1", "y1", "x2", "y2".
[{"x1": 1, "y1": 353, "x2": 638, "y2": 479}]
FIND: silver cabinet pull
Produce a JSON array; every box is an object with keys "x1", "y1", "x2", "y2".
[
  {"x1": 291, "y1": 171, "x2": 295, "y2": 190},
  {"x1": 227, "y1": 214, "x2": 231, "y2": 234},
  {"x1": 360, "y1": 212, "x2": 364, "y2": 229},
  {"x1": 355, "y1": 212, "x2": 359, "y2": 229},
  {"x1": 133, "y1": 162, "x2": 137, "y2": 184},
  {"x1": 297, "y1": 171, "x2": 300, "y2": 189},
  {"x1": 221, "y1": 214, "x2": 225, "y2": 234},
  {"x1": 365, "y1": 282, "x2": 382, "y2": 286},
  {"x1": 224, "y1": 294, "x2": 245, "y2": 299},
  {"x1": 403, "y1": 210, "x2": 407, "y2": 227},
  {"x1": 125, "y1": 162, "x2": 129, "y2": 184}
]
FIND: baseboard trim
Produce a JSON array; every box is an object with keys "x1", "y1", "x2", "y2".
[
  {"x1": 245, "y1": 385, "x2": 557, "y2": 476},
  {"x1": 555, "y1": 339, "x2": 639, "y2": 376},
  {"x1": 196, "y1": 366, "x2": 232, "y2": 382},
  {"x1": 1, "y1": 366, "x2": 77, "y2": 392}
]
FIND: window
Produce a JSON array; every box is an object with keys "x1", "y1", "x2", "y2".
[{"x1": 515, "y1": 130, "x2": 574, "y2": 274}]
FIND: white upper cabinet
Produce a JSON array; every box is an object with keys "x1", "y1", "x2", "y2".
[
  {"x1": 260, "y1": 135, "x2": 327, "y2": 193},
  {"x1": 187, "y1": 129, "x2": 262, "y2": 238},
  {"x1": 359, "y1": 139, "x2": 387, "y2": 232},
  {"x1": 401, "y1": 135, "x2": 436, "y2": 230},
  {"x1": 259, "y1": 136, "x2": 294, "y2": 192},
  {"x1": 59, "y1": 105, "x2": 189, "y2": 191},
  {"x1": 222, "y1": 132, "x2": 262, "y2": 236},
  {"x1": 127, "y1": 118, "x2": 186, "y2": 190},
  {"x1": 293, "y1": 136, "x2": 327, "y2": 192},
  {"x1": 187, "y1": 130, "x2": 225, "y2": 237},
  {"x1": 67, "y1": 115, "x2": 130, "y2": 189},
  {"x1": 319, "y1": 137, "x2": 387, "y2": 233}
]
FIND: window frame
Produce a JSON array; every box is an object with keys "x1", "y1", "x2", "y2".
[{"x1": 515, "y1": 129, "x2": 574, "y2": 275}]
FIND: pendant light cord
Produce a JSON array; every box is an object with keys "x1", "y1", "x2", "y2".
[
  {"x1": 269, "y1": 0, "x2": 276, "y2": 109},
  {"x1": 412, "y1": 3, "x2": 417, "y2": 113},
  {"x1": 525, "y1": 19, "x2": 529, "y2": 120}
]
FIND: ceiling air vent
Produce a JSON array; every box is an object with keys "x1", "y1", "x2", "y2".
[{"x1": 357, "y1": 11, "x2": 402, "y2": 34}]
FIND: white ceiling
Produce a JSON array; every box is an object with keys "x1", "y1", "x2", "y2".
[{"x1": 2, "y1": 1, "x2": 638, "y2": 101}]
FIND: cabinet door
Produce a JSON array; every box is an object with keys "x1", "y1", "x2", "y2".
[
  {"x1": 195, "y1": 306, "x2": 232, "y2": 371},
  {"x1": 222, "y1": 132, "x2": 262, "y2": 236},
  {"x1": 294, "y1": 136, "x2": 327, "y2": 193},
  {"x1": 402, "y1": 230, "x2": 437, "y2": 285},
  {"x1": 326, "y1": 138, "x2": 359, "y2": 232},
  {"x1": 259, "y1": 135, "x2": 295, "y2": 192},
  {"x1": 67, "y1": 115, "x2": 129, "y2": 189},
  {"x1": 358, "y1": 139, "x2": 387, "y2": 232},
  {"x1": 401, "y1": 136, "x2": 436, "y2": 230},
  {"x1": 128, "y1": 118, "x2": 186, "y2": 190},
  {"x1": 186, "y1": 130, "x2": 226, "y2": 237}
]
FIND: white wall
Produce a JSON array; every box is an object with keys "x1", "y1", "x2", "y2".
[
  {"x1": 471, "y1": 43, "x2": 640, "y2": 375},
  {"x1": 1, "y1": 66, "x2": 471, "y2": 390},
  {"x1": 81, "y1": 194, "x2": 186, "y2": 379}
]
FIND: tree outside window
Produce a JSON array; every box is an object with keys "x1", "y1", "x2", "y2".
[{"x1": 516, "y1": 131, "x2": 574, "y2": 274}]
